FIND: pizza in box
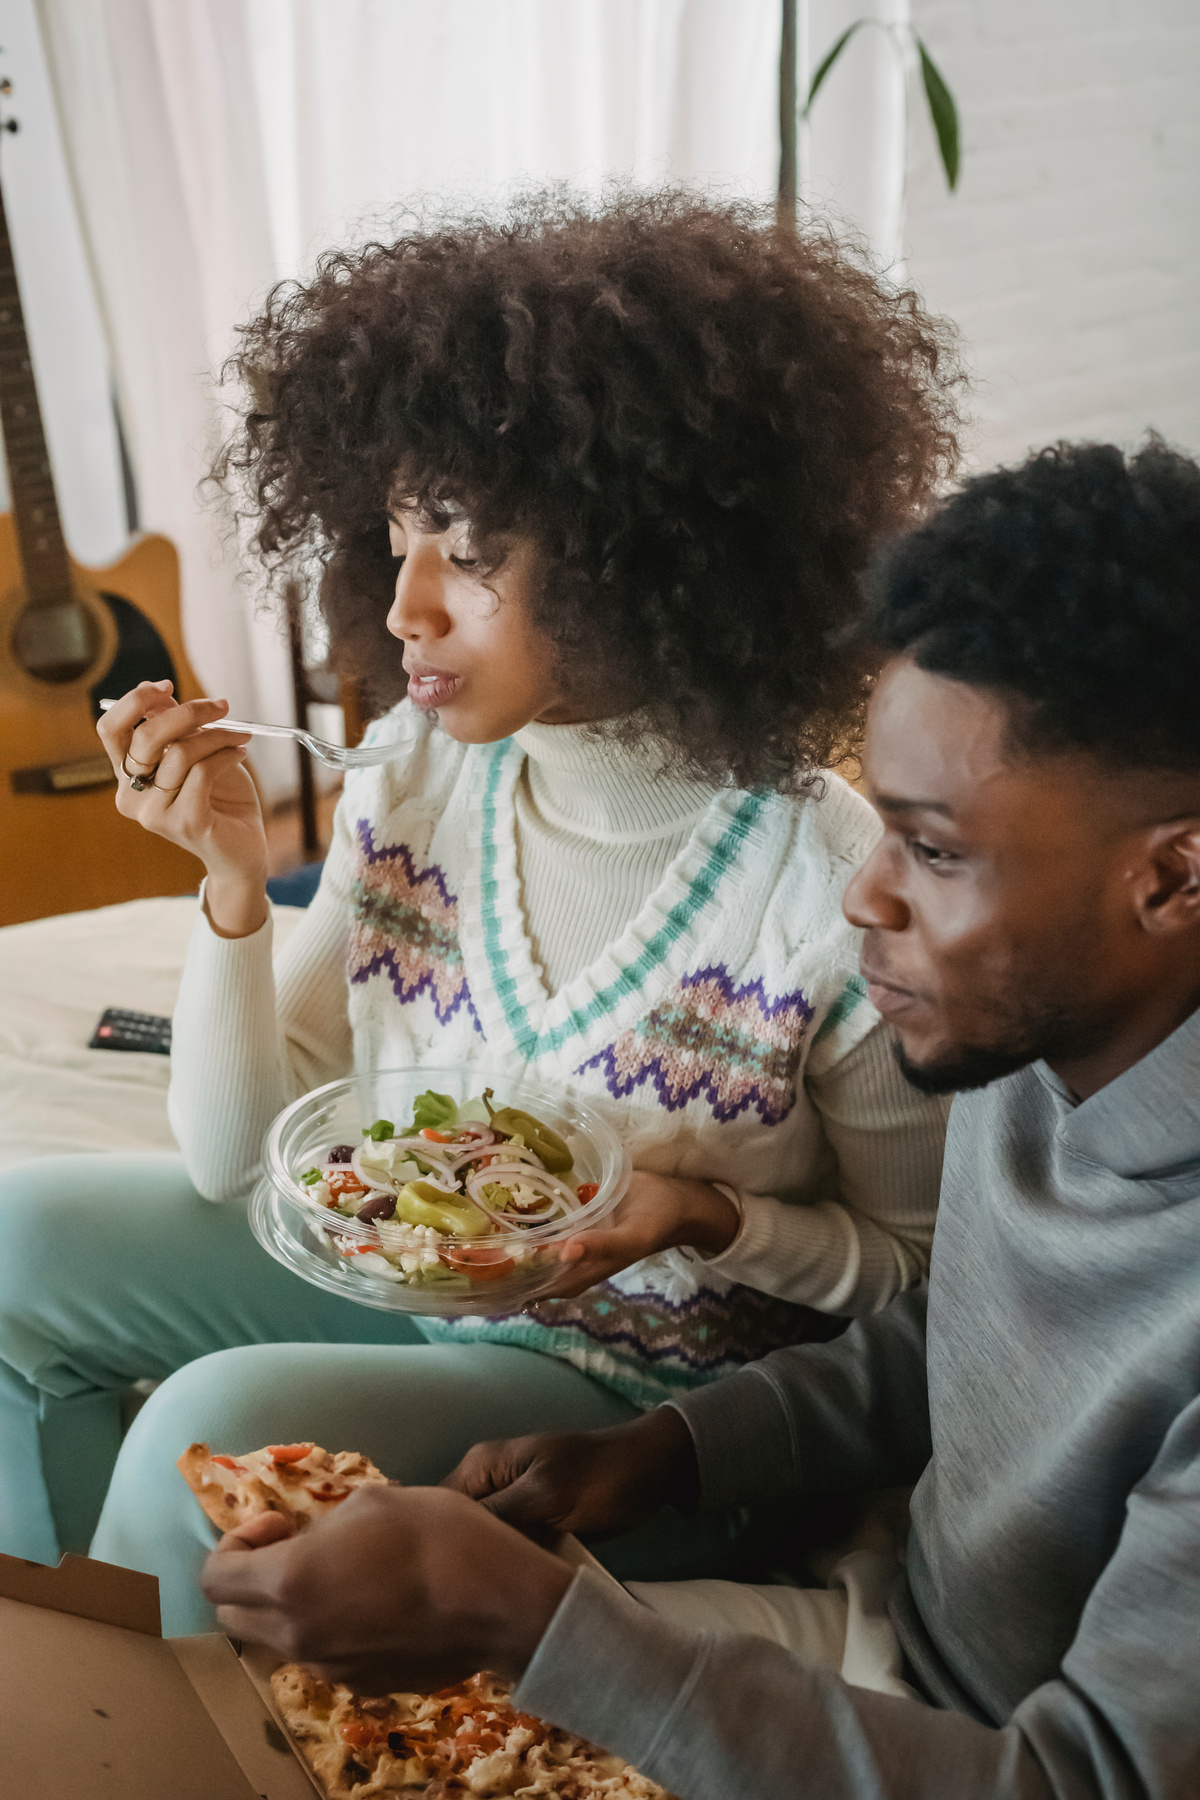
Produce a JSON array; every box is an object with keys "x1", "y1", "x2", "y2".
[
  {"x1": 179, "y1": 1442, "x2": 675, "y2": 1800},
  {"x1": 272, "y1": 1663, "x2": 672, "y2": 1799}
]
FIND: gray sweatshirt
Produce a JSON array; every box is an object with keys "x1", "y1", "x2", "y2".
[{"x1": 517, "y1": 1007, "x2": 1200, "y2": 1798}]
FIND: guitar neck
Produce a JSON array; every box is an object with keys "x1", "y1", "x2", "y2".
[{"x1": 0, "y1": 171, "x2": 73, "y2": 608}]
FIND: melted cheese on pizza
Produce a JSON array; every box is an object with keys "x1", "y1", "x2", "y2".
[
  {"x1": 270, "y1": 1664, "x2": 673, "y2": 1799},
  {"x1": 177, "y1": 1440, "x2": 387, "y2": 1534}
]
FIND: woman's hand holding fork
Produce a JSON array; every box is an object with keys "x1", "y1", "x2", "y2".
[{"x1": 97, "y1": 680, "x2": 270, "y2": 938}]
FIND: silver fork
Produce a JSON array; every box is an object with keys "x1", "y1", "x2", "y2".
[{"x1": 98, "y1": 700, "x2": 401, "y2": 772}]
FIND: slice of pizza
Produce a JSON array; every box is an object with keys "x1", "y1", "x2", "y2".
[
  {"x1": 270, "y1": 1663, "x2": 675, "y2": 1800},
  {"x1": 177, "y1": 1440, "x2": 387, "y2": 1536}
]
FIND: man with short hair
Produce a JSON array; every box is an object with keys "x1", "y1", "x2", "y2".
[{"x1": 205, "y1": 440, "x2": 1200, "y2": 1799}]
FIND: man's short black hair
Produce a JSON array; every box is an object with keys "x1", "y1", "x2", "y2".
[{"x1": 860, "y1": 437, "x2": 1200, "y2": 771}]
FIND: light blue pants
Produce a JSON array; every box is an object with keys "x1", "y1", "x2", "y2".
[{"x1": 0, "y1": 1154, "x2": 775, "y2": 1635}]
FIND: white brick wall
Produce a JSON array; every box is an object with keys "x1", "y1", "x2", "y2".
[{"x1": 902, "y1": 0, "x2": 1200, "y2": 469}]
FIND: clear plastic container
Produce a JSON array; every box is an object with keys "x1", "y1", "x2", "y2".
[{"x1": 249, "y1": 1066, "x2": 630, "y2": 1316}]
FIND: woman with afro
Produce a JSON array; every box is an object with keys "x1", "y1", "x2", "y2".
[{"x1": 3, "y1": 192, "x2": 962, "y2": 1627}]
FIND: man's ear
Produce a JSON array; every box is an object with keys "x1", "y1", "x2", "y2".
[{"x1": 1132, "y1": 821, "x2": 1200, "y2": 935}]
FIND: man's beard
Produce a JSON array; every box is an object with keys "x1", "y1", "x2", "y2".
[
  {"x1": 892, "y1": 1037, "x2": 1043, "y2": 1095},
  {"x1": 891, "y1": 1000, "x2": 1107, "y2": 1097}
]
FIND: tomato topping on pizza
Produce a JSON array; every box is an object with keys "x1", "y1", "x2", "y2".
[
  {"x1": 176, "y1": 1440, "x2": 387, "y2": 1535},
  {"x1": 270, "y1": 1665, "x2": 675, "y2": 1800}
]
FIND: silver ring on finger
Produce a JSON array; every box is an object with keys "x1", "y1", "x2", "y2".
[{"x1": 122, "y1": 751, "x2": 159, "y2": 792}]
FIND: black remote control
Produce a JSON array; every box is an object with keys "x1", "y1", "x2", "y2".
[{"x1": 89, "y1": 1008, "x2": 173, "y2": 1055}]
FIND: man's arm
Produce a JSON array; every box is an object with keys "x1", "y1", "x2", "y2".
[
  {"x1": 519, "y1": 1396, "x2": 1200, "y2": 1800},
  {"x1": 671, "y1": 1287, "x2": 931, "y2": 1507},
  {"x1": 518, "y1": 1569, "x2": 1025, "y2": 1800},
  {"x1": 445, "y1": 1290, "x2": 931, "y2": 1540}
]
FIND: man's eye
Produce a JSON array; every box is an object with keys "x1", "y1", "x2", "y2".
[
  {"x1": 910, "y1": 839, "x2": 957, "y2": 868},
  {"x1": 450, "y1": 556, "x2": 480, "y2": 571}
]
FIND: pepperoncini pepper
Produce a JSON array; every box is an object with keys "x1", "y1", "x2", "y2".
[
  {"x1": 486, "y1": 1107, "x2": 573, "y2": 1174},
  {"x1": 393, "y1": 1181, "x2": 493, "y2": 1238}
]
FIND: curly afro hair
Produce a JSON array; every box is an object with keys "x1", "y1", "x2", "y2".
[
  {"x1": 859, "y1": 437, "x2": 1200, "y2": 771},
  {"x1": 217, "y1": 189, "x2": 963, "y2": 789}
]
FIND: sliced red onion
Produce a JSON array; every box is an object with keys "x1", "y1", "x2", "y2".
[
  {"x1": 470, "y1": 1194, "x2": 567, "y2": 1231},
  {"x1": 403, "y1": 1158, "x2": 463, "y2": 1194},
  {"x1": 454, "y1": 1126, "x2": 497, "y2": 1146},
  {"x1": 462, "y1": 1164, "x2": 581, "y2": 1227},
  {"x1": 386, "y1": 1134, "x2": 460, "y2": 1166},
  {"x1": 449, "y1": 1139, "x2": 538, "y2": 1172},
  {"x1": 347, "y1": 1147, "x2": 401, "y2": 1193},
  {"x1": 466, "y1": 1161, "x2": 583, "y2": 1209}
]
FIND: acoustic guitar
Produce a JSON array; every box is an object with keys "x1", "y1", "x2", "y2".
[{"x1": 0, "y1": 136, "x2": 204, "y2": 926}]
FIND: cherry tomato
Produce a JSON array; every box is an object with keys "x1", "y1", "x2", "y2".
[
  {"x1": 327, "y1": 1169, "x2": 368, "y2": 1201},
  {"x1": 575, "y1": 1182, "x2": 599, "y2": 1203},
  {"x1": 267, "y1": 1442, "x2": 314, "y2": 1464},
  {"x1": 438, "y1": 1244, "x2": 516, "y2": 1281},
  {"x1": 211, "y1": 1454, "x2": 246, "y2": 1473}
]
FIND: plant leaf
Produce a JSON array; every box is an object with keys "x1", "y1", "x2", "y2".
[
  {"x1": 917, "y1": 36, "x2": 960, "y2": 190},
  {"x1": 801, "y1": 19, "x2": 872, "y2": 122}
]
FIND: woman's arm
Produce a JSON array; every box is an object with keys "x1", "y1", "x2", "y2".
[
  {"x1": 704, "y1": 1023, "x2": 949, "y2": 1312},
  {"x1": 548, "y1": 1022, "x2": 947, "y2": 1310},
  {"x1": 167, "y1": 800, "x2": 356, "y2": 1200}
]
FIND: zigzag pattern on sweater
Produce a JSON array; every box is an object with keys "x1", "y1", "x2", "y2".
[
  {"x1": 418, "y1": 1277, "x2": 844, "y2": 1409},
  {"x1": 577, "y1": 964, "x2": 813, "y2": 1124},
  {"x1": 347, "y1": 820, "x2": 481, "y2": 1031}
]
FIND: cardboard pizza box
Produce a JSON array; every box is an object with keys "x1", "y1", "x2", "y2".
[{"x1": 0, "y1": 1534, "x2": 620, "y2": 1800}]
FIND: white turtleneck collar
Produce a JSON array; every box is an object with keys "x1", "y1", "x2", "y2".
[{"x1": 513, "y1": 720, "x2": 716, "y2": 847}]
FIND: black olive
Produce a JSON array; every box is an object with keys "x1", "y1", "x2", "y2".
[
  {"x1": 327, "y1": 1144, "x2": 355, "y2": 1164},
  {"x1": 356, "y1": 1191, "x2": 397, "y2": 1222},
  {"x1": 344, "y1": 1758, "x2": 369, "y2": 1783},
  {"x1": 387, "y1": 1731, "x2": 410, "y2": 1756}
]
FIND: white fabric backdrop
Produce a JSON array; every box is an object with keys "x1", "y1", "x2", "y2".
[{"x1": 12, "y1": 0, "x2": 907, "y2": 798}]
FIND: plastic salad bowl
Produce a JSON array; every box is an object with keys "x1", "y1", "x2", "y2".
[{"x1": 249, "y1": 1066, "x2": 631, "y2": 1317}]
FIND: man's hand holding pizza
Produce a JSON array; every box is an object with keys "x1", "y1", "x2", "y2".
[
  {"x1": 199, "y1": 1411, "x2": 698, "y2": 1695},
  {"x1": 202, "y1": 1484, "x2": 573, "y2": 1693}
]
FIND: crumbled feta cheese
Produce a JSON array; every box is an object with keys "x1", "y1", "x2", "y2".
[{"x1": 465, "y1": 1749, "x2": 519, "y2": 1794}]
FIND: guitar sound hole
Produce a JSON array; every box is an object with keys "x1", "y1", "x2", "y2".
[
  {"x1": 11, "y1": 597, "x2": 101, "y2": 683},
  {"x1": 89, "y1": 593, "x2": 177, "y2": 719}
]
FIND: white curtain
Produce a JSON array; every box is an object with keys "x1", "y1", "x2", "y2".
[
  {"x1": 25, "y1": 0, "x2": 907, "y2": 797},
  {"x1": 246, "y1": 0, "x2": 781, "y2": 278},
  {"x1": 35, "y1": 0, "x2": 297, "y2": 791}
]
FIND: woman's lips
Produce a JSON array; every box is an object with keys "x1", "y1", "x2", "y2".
[{"x1": 405, "y1": 663, "x2": 463, "y2": 710}]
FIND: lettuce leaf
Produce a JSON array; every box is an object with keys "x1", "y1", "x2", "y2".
[{"x1": 407, "y1": 1090, "x2": 459, "y2": 1134}]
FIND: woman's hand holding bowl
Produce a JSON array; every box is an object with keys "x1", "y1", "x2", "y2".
[{"x1": 543, "y1": 1169, "x2": 741, "y2": 1299}]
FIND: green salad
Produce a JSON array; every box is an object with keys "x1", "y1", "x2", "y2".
[{"x1": 297, "y1": 1089, "x2": 601, "y2": 1288}]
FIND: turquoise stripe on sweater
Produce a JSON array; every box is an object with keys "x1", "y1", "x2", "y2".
[{"x1": 479, "y1": 742, "x2": 767, "y2": 1061}]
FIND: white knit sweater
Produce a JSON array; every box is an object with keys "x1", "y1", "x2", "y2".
[{"x1": 170, "y1": 702, "x2": 948, "y2": 1407}]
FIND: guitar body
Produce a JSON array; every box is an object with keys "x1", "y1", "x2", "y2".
[{"x1": 0, "y1": 516, "x2": 205, "y2": 925}]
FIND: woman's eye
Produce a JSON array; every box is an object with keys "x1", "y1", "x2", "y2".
[{"x1": 450, "y1": 555, "x2": 480, "y2": 571}]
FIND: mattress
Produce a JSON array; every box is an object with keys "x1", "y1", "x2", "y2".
[{"x1": 0, "y1": 897, "x2": 304, "y2": 1167}]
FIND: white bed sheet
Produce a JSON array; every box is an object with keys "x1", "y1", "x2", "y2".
[{"x1": 0, "y1": 897, "x2": 304, "y2": 1167}]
